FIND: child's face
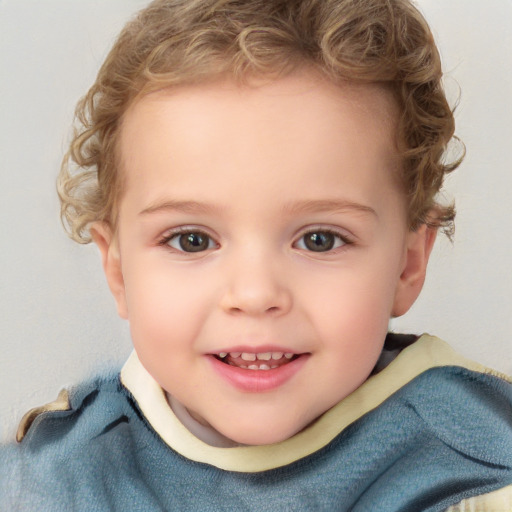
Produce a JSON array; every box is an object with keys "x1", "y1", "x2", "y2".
[{"x1": 96, "y1": 71, "x2": 433, "y2": 445}]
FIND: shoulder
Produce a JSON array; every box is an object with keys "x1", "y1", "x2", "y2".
[
  {"x1": 1, "y1": 370, "x2": 142, "y2": 508},
  {"x1": 15, "y1": 369, "x2": 128, "y2": 447},
  {"x1": 358, "y1": 335, "x2": 512, "y2": 508},
  {"x1": 16, "y1": 388, "x2": 72, "y2": 443},
  {"x1": 397, "y1": 362, "x2": 512, "y2": 468},
  {"x1": 381, "y1": 335, "x2": 512, "y2": 470}
]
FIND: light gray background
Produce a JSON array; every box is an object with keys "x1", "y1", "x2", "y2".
[{"x1": 1, "y1": 0, "x2": 511, "y2": 442}]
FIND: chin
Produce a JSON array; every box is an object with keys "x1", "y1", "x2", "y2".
[
  {"x1": 220, "y1": 422, "x2": 303, "y2": 446},
  {"x1": 234, "y1": 432, "x2": 292, "y2": 446}
]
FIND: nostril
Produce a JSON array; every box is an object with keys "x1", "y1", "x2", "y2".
[{"x1": 220, "y1": 286, "x2": 292, "y2": 316}]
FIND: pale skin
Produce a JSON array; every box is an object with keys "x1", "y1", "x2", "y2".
[{"x1": 92, "y1": 71, "x2": 436, "y2": 446}]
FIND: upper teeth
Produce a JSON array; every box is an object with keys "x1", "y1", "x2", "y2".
[{"x1": 218, "y1": 351, "x2": 293, "y2": 361}]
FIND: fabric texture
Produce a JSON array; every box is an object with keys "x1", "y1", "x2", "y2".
[{"x1": 1, "y1": 335, "x2": 511, "y2": 511}]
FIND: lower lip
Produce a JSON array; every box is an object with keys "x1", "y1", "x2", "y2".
[{"x1": 208, "y1": 355, "x2": 309, "y2": 392}]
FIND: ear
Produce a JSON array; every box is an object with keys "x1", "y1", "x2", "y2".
[
  {"x1": 391, "y1": 224, "x2": 437, "y2": 317},
  {"x1": 90, "y1": 222, "x2": 128, "y2": 319}
]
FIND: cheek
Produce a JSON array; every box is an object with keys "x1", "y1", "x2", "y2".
[
  {"x1": 123, "y1": 265, "x2": 214, "y2": 398},
  {"x1": 301, "y1": 265, "x2": 400, "y2": 325},
  {"x1": 297, "y1": 252, "x2": 403, "y2": 354},
  {"x1": 122, "y1": 259, "x2": 212, "y2": 354},
  {"x1": 312, "y1": 285, "x2": 392, "y2": 353},
  {"x1": 304, "y1": 278, "x2": 396, "y2": 398}
]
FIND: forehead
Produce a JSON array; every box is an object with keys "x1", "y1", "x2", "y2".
[
  {"x1": 122, "y1": 73, "x2": 398, "y2": 145},
  {"x1": 118, "y1": 72, "x2": 401, "y2": 214}
]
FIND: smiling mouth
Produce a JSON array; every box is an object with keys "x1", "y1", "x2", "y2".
[{"x1": 213, "y1": 351, "x2": 300, "y2": 370}]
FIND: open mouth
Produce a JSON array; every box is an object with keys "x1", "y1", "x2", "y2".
[
  {"x1": 213, "y1": 351, "x2": 300, "y2": 371},
  {"x1": 209, "y1": 350, "x2": 309, "y2": 392}
]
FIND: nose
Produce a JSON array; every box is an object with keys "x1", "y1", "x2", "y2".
[{"x1": 219, "y1": 250, "x2": 293, "y2": 317}]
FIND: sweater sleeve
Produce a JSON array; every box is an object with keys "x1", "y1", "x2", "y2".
[{"x1": 445, "y1": 485, "x2": 512, "y2": 511}]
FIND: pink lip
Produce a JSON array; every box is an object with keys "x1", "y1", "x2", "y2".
[{"x1": 208, "y1": 353, "x2": 309, "y2": 393}]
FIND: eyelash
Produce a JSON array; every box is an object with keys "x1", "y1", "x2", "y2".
[
  {"x1": 158, "y1": 227, "x2": 217, "y2": 253},
  {"x1": 157, "y1": 227, "x2": 354, "y2": 254},
  {"x1": 293, "y1": 227, "x2": 353, "y2": 253}
]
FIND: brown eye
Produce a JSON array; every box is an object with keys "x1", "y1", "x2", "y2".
[
  {"x1": 297, "y1": 231, "x2": 346, "y2": 252},
  {"x1": 168, "y1": 232, "x2": 214, "y2": 252}
]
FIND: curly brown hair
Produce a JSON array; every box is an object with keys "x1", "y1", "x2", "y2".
[{"x1": 58, "y1": 0, "x2": 462, "y2": 243}]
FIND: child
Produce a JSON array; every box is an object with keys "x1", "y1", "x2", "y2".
[{"x1": 1, "y1": 0, "x2": 511, "y2": 510}]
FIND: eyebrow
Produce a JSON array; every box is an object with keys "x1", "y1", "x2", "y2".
[
  {"x1": 139, "y1": 200, "x2": 222, "y2": 216},
  {"x1": 282, "y1": 199, "x2": 377, "y2": 218}
]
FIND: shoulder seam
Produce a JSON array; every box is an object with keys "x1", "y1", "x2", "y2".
[{"x1": 16, "y1": 388, "x2": 71, "y2": 443}]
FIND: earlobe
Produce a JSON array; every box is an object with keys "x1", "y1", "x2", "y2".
[
  {"x1": 90, "y1": 222, "x2": 129, "y2": 319},
  {"x1": 391, "y1": 224, "x2": 437, "y2": 317}
]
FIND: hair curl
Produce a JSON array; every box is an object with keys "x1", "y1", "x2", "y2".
[{"x1": 58, "y1": 0, "x2": 463, "y2": 243}]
